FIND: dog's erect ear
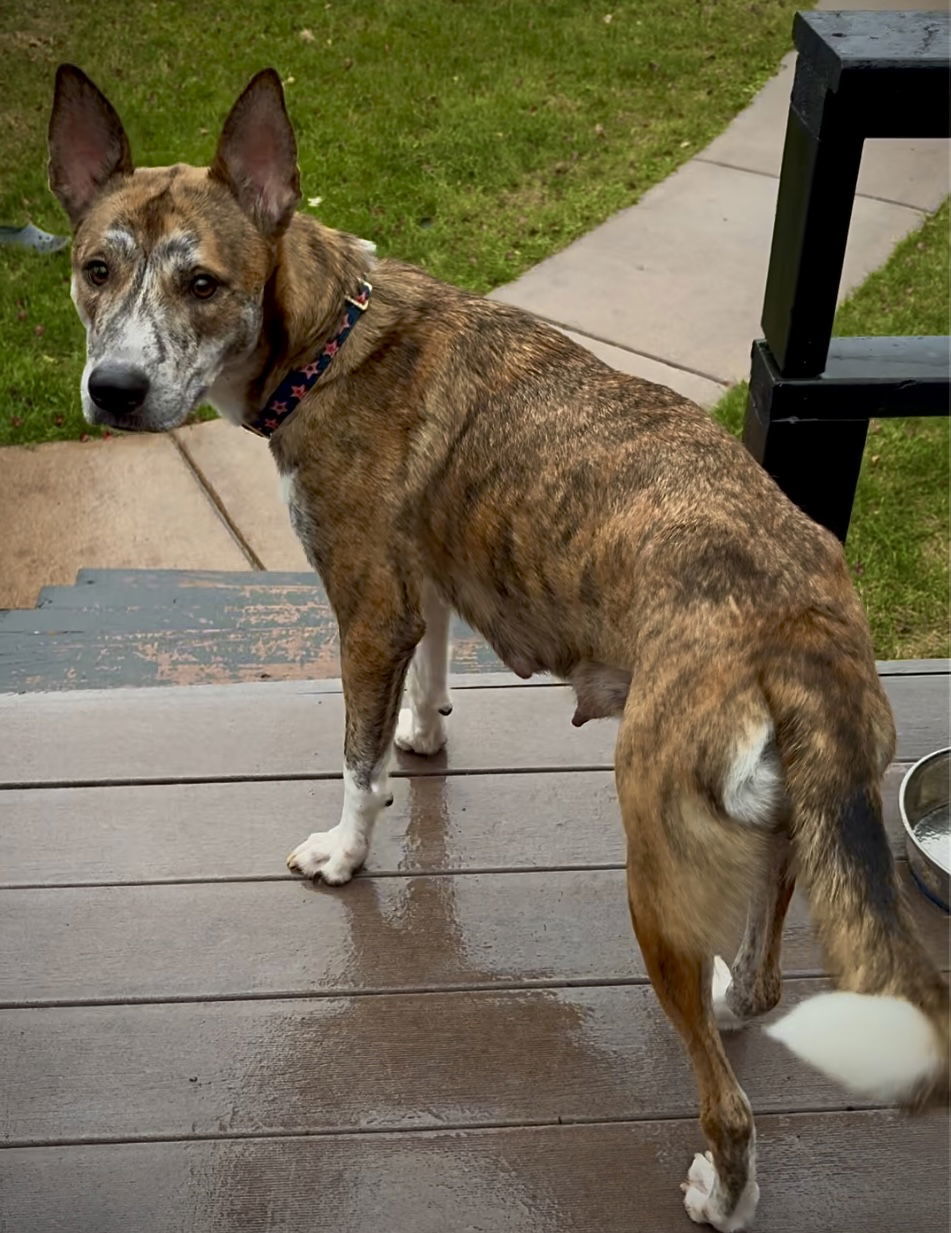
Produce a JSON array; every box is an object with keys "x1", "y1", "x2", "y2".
[
  {"x1": 48, "y1": 64, "x2": 134, "y2": 226},
  {"x1": 210, "y1": 69, "x2": 301, "y2": 239}
]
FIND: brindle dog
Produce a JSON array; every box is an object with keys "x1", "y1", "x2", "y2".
[{"x1": 49, "y1": 65, "x2": 948, "y2": 1231}]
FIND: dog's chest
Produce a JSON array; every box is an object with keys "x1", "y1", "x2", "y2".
[{"x1": 278, "y1": 470, "x2": 322, "y2": 569}]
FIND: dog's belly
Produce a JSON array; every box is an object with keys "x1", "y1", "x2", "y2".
[
  {"x1": 437, "y1": 572, "x2": 560, "y2": 675},
  {"x1": 433, "y1": 572, "x2": 631, "y2": 721}
]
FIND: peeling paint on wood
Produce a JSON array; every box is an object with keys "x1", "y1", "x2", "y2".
[{"x1": 2, "y1": 571, "x2": 505, "y2": 691}]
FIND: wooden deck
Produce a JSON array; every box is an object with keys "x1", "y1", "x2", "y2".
[{"x1": 1, "y1": 664, "x2": 948, "y2": 1232}]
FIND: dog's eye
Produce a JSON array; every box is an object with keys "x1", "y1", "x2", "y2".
[
  {"x1": 85, "y1": 261, "x2": 109, "y2": 287},
  {"x1": 190, "y1": 274, "x2": 218, "y2": 300}
]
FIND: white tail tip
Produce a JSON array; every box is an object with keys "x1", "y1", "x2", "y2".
[{"x1": 766, "y1": 991, "x2": 943, "y2": 1104}]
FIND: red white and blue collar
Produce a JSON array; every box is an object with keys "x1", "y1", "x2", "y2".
[{"x1": 244, "y1": 279, "x2": 372, "y2": 438}]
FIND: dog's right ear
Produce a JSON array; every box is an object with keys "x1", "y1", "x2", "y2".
[
  {"x1": 48, "y1": 65, "x2": 134, "y2": 226},
  {"x1": 210, "y1": 69, "x2": 301, "y2": 239}
]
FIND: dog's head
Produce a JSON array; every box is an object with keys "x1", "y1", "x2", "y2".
[{"x1": 48, "y1": 65, "x2": 300, "y2": 431}]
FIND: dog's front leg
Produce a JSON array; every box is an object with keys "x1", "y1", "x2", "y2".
[
  {"x1": 395, "y1": 582, "x2": 452, "y2": 756},
  {"x1": 287, "y1": 611, "x2": 421, "y2": 885}
]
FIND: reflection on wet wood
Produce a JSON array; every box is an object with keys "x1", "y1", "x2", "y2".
[
  {"x1": 0, "y1": 761, "x2": 916, "y2": 887},
  {"x1": 1, "y1": 862, "x2": 943, "y2": 1006},
  {"x1": 1, "y1": 1111, "x2": 946, "y2": 1233}
]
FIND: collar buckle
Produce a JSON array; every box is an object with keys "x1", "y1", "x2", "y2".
[{"x1": 344, "y1": 280, "x2": 372, "y2": 311}]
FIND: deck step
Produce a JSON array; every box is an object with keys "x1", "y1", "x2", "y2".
[
  {"x1": 8, "y1": 582, "x2": 333, "y2": 633},
  {"x1": 1, "y1": 569, "x2": 502, "y2": 692},
  {"x1": 37, "y1": 568, "x2": 318, "y2": 609}
]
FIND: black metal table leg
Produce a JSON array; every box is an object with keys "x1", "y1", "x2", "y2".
[{"x1": 743, "y1": 401, "x2": 869, "y2": 545}]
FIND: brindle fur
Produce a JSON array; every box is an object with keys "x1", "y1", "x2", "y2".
[{"x1": 50, "y1": 65, "x2": 949, "y2": 1231}]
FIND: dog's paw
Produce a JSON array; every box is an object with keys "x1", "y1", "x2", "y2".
[
  {"x1": 286, "y1": 827, "x2": 366, "y2": 885},
  {"x1": 712, "y1": 956, "x2": 743, "y2": 1032},
  {"x1": 394, "y1": 707, "x2": 447, "y2": 756},
  {"x1": 682, "y1": 1152, "x2": 718, "y2": 1226},
  {"x1": 681, "y1": 1152, "x2": 759, "y2": 1232}
]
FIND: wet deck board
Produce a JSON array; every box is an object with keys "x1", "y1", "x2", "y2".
[
  {"x1": 0, "y1": 1110, "x2": 946, "y2": 1233},
  {"x1": 2, "y1": 670, "x2": 948, "y2": 785},
  {"x1": 0, "y1": 667, "x2": 948, "y2": 1232},
  {"x1": 0, "y1": 761, "x2": 917, "y2": 886},
  {"x1": 0, "y1": 978, "x2": 925, "y2": 1147},
  {"x1": 2, "y1": 861, "x2": 944, "y2": 1006}
]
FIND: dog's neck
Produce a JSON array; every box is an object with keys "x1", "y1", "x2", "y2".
[{"x1": 207, "y1": 214, "x2": 375, "y2": 427}]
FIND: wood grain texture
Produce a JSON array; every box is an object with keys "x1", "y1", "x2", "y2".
[
  {"x1": 1, "y1": 862, "x2": 943, "y2": 1007},
  {"x1": 0, "y1": 761, "x2": 917, "y2": 888},
  {"x1": 0, "y1": 1110, "x2": 946, "y2": 1233},
  {"x1": 0, "y1": 979, "x2": 915, "y2": 1147},
  {"x1": 2, "y1": 672, "x2": 947, "y2": 786}
]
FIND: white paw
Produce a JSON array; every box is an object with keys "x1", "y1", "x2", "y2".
[
  {"x1": 683, "y1": 1152, "x2": 718, "y2": 1225},
  {"x1": 681, "y1": 1151, "x2": 759, "y2": 1232},
  {"x1": 286, "y1": 826, "x2": 366, "y2": 885},
  {"x1": 394, "y1": 706, "x2": 447, "y2": 756},
  {"x1": 712, "y1": 955, "x2": 743, "y2": 1032}
]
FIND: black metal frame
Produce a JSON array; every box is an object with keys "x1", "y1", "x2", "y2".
[{"x1": 743, "y1": 10, "x2": 951, "y2": 542}]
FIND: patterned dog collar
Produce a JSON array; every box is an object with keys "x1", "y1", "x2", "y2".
[{"x1": 244, "y1": 279, "x2": 372, "y2": 438}]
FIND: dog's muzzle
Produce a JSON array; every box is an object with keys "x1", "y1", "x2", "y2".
[{"x1": 88, "y1": 363, "x2": 151, "y2": 416}]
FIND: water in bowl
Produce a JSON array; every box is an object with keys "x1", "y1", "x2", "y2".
[{"x1": 912, "y1": 804, "x2": 951, "y2": 874}]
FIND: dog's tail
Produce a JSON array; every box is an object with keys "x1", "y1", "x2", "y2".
[{"x1": 760, "y1": 612, "x2": 949, "y2": 1108}]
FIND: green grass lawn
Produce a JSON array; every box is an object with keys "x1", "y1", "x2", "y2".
[
  {"x1": 0, "y1": 0, "x2": 808, "y2": 446},
  {"x1": 714, "y1": 199, "x2": 950, "y2": 662}
]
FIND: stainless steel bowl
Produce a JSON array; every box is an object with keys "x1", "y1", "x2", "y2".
[{"x1": 899, "y1": 748, "x2": 951, "y2": 912}]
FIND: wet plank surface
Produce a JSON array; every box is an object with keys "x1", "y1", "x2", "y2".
[
  {"x1": 0, "y1": 761, "x2": 917, "y2": 887},
  {"x1": 2, "y1": 669, "x2": 948, "y2": 785},
  {"x1": 2, "y1": 862, "x2": 945, "y2": 1006},
  {"x1": 0, "y1": 1111, "x2": 946, "y2": 1233},
  {"x1": 0, "y1": 666, "x2": 948, "y2": 1232}
]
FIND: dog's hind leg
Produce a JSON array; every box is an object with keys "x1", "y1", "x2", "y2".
[
  {"x1": 617, "y1": 701, "x2": 762, "y2": 1232},
  {"x1": 395, "y1": 582, "x2": 453, "y2": 756},
  {"x1": 625, "y1": 854, "x2": 759, "y2": 1232},
  {"x1": 713, "y1": 837, "x2": 795, "y2": 1032},
  {"x1": 288, "y1": 586, "x2": 424, "y2": 884}
]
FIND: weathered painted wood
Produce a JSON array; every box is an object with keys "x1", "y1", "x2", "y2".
[
  {"x1": 1, "y1": 861, "x2": 943, "y2": 1007},
  {"x1": 11, "y1": 582, "x2": 329, "y2": 629},
  {"x1": 70, "y1": 567, "x2": 318, "y2": 593},
  {"x1": 0, "y1": 762, "x2": 917, "y2": 888},
  {"x1": 0, "y1": 1110, "x2": 945, "y2": 1233},
  {"x1": 0, "y1": 978, "x2": 901, "y2": 1147},
  {"x1": 2, "y1": 674, "x2": 946, "y2": 786},
  {"x1": 0, "y1": 621, "x2": 503, "y2": 692}
]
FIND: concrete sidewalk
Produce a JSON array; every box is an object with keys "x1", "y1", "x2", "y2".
[{"x1": 2, "y1": 0, "x2": 947, "y2": 609}]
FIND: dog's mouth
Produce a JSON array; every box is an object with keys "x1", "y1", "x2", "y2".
[
  {"x1": 88, "y1": 410, "x2": 173, "y2": 434},
  {"x1": 83, "y1": 382, "x2": 209, "y2": 435}
]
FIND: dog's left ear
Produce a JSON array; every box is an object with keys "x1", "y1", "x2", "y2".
[
  {"x1": 210, "y1": 69, "x2": 301, "y2": 239},
  {"x1": 48, "y1": 64, "x2": 134, "y2": 226}
]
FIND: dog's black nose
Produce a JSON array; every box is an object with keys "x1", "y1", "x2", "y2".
[{"x1": 88, "y1": 364, "x2": 151, "y2": 414}]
